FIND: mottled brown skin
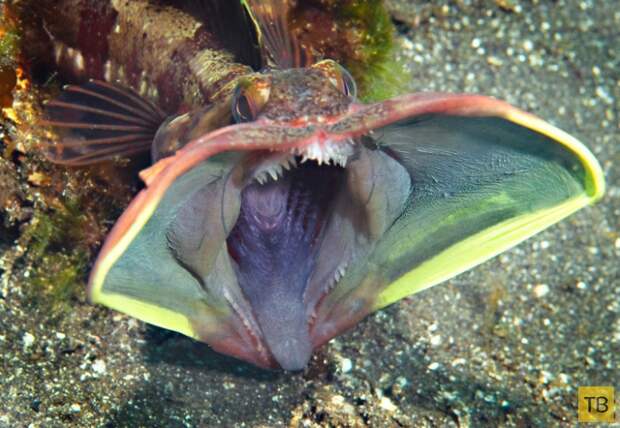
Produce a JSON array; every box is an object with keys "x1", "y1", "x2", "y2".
[
  {"x1": 249, "y1": 67, "x2": 352, "y2": 123},
  {"x1": 15, "y1": 0, "x2": 255, "y2": 113}
]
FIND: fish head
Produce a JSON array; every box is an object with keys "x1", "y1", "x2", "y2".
[{"x1": 232, "y1": 60, "x2": 356, "y2": 126}]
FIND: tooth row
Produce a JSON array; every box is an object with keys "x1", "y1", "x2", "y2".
[
  {"x1": 330, "y1": 262, "x2": 348, "y2": 288},
  {"x1": 253, "y1": 156, "x2": 297, "y2": 185},
  {"x1": 223, "y1": 289, "x2": 262, "y2": 346},
  {"x1": 293, "y1": 140, "x2": 353, "y2": 167},
  {"x1": 307, "y1": 262, "x2": 349, "y2": 326},
  {"x1": 252, "y1": 140, "x2": 352, "y2": 184}
]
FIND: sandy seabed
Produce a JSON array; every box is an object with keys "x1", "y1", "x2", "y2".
[{"x1": 1, "y1": 1, "x2": 618, "y2": 427}]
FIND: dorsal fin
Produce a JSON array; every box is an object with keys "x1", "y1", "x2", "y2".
[{"x1": 242, "y1": 0, "x2": 312, "y2": 69}]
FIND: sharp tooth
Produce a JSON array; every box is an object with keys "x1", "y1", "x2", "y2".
[
  {"x1": 293, "y1": 141, "x2": 353, "y2": 166},
  {"x1": 277, "y1": 166, "x2": 284, "y2": 179},
  {"x1": 330, "y1": 263, "x2": 348, "y2": 287},
  {"x1": 282, "y1": 157, "x2": 297, "y2": 170}
]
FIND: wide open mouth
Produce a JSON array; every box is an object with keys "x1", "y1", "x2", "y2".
[
  {"x1": 226, "y1": 159, "x2": 344, "y2": 369},
  {"x1": 163, "y1": 140, "x2": 411, "y2": 370},
  {"x1": 227, "y1": 159, "x2": 346, "y2": 308},
  {"x1": 217, "y1": 144, "x2": 411, "y2": 370}
]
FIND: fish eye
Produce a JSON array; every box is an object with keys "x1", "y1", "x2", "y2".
[
  {"x1": 232, "y1": 88, "x2": 254, "y2": 123},
  {"x1": 311, "y1": 60, "x2": 357, "y2": 100},
  {"x1": 338, "y1": 65, "x2": 357, "y2": 99},
  {"x1": 231, "y1": 78, "x2": 271, "y2": 123}
]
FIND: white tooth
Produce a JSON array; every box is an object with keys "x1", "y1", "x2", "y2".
[
  {"x1": 331, "y1": 264, "x2": 347, "y2": 287},
  {"x1": 276, "y1": 168, "x2": 283, "y2": 179}
]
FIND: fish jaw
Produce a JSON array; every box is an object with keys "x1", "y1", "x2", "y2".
[{"x1": 87, "y1": 93, "x2": 604, "y2": 370}]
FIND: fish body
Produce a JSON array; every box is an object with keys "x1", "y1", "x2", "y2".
[
  {"x1": 22, "y1": 0, "x2": 256, "y2": 112},
  {"x1": 23, "y1": 0, "x2": 605, "y2": 370}
]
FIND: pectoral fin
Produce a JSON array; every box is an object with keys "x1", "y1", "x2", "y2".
[{"x1": 42, "y1": 80, "x2": 166, "y2": 165}]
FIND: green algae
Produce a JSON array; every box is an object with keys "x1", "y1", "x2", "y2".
[
  {"x1": 333, "y1": 0, "x2": 407, "y2": 101},
  {"x1": 353, "y1": 53, "x2": 409, "y2": 102},
  {"x1": 1, "y1": 3, "x2": 20, "y2": 65},
  {"x1": 28, "y1": 248, "x2": 89, "y2": 315},
  {"x1": 290, "y1": 0, "x2": 409, "y2": 102},
  {"x1": 0, "y1": 30, "x2": 19, "y2": 67},
  {"x1": 18, "y1": 199, "x2": 93, "y2": 316},
  {"x1": 0, "y1": 10, "x2": 19, "y2": 107}
]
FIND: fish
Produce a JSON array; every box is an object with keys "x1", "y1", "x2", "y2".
[{"x1": 28, "y1": 0, "x2": 604, "y2": 370}]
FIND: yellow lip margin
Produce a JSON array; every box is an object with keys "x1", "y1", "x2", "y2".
[
  {"x1": 369, "y1": 93, "x2": 605, "y2": 309},
  {"x1": 87, "y1": 150, "x2": 202, "y2": 339}
]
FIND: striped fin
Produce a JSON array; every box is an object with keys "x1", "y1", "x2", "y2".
[
  {"x1": 42, "y1": 80, "x2": 166, "y2": 165},
  {"x1": 242, "y1": 0, "x2": 312, "y2": 68}
]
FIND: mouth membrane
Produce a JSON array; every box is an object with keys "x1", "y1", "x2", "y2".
[
  {"x1": 165, "y1": 145, "x2": 410, "y2": 370},
  {"x1": 226, "y1": 159, "x2": 346, "y2": 370},
  {"x1": 227, "y1": 159, "x2": 345, "y2": 291}
]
